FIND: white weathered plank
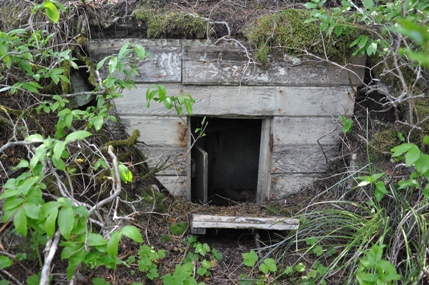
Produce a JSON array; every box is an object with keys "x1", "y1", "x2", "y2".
[
  {"x1": 183, "y1": 45, "x2": 365, "y2": 86},
  {"x1": 190, "y1": 214, "x2": 299, "y2": 233},
  {"x1": 120, "y1": 116, "x2": 187, "y2": 146},
  {"x1": 270, "y1": 174, "x2": 320, "y2": 198},
  {"x1": 271, "y1": 145, "x2": 339, "y2": 173},
  {"x1": 117, "y1": 84, "x2": 355, "y2": 117},
  {"x1": 257, "y1": 118, "x2": 273, "y2": 202},
  {"x1": 275, "y1": 86, "x2": 355, "y2": 116},
  {"x1": 137, "y1": 146, "x2": 187, "y2": 175},
  {"x1": 273, "y1": 117, "x2": 342, "y2": 145},
  {"x1": 157, "y1": 175, "x2": 189, "y2": 199},
  {"x1": 117, "y1": 84, "x2": 276, "y2": 116},
  {"x1": 89, "y1": 39, "x2": 182, "y2": 83}
]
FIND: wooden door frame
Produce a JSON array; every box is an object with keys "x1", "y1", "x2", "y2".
[{"x1": 187, "y1": 116, "x2": 272, "y2": 203}]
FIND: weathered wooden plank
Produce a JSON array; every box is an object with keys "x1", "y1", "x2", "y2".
[
  {"x1": 271, "y1": 145, "x2": 339, "y2": 173},
  {"x1": 120, "y1": 116, "x2": 187, "y2": 146},
  {"x1": 257, "y1": 118, "x2": 273, "y2": 202},
  {"x1": 88, "y1": 39, "x2": 182, "y2": 83},
  {"x1": 270, "y1": 174, "x2": 319, "y2": 198},
  {"x1": 275, "y1": 86, "x2": 355, "y2": 116},
  {"x1": 157, "y1": 175, "x2": 189, "y2": 199},
  {"x1": 183, "y1": 44, "x2": 365, "y2": 86},
  {"x1": 136, "y1": 146, "x2": 187, "y2": 175},
  {"x1": 117, "y1": 84, "x2": 355, "y2": 117},
  {"x1": 190, "y1": 214, "x2": 299, "y2": 234},
  {"x1": 272, "y1": 117, "x2": 342, "y2": 145},
  {"x1": 117, "y1": 84, "x2": 276, "y2": 116}
]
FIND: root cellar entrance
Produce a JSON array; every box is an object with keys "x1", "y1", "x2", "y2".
[{"x1": 190, "y1": 117, "x2": 262, "y2": 205}]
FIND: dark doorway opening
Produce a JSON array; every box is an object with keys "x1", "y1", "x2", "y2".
[{"x1": 191, "y1": 117, "x2": 262, "y2": 205}]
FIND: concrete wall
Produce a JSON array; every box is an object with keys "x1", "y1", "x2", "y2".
[{"x1": 88, "y1": 39, "x2": 365, "y2": 201}]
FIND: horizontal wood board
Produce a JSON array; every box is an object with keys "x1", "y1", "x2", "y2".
[
  {"x1": 119, "y1": 116, "x2": 187, "y2": 147},
  {"x1": 273, "y1": 117, "x2": 342, "y2": 145},
  {"x1": 190, "y1": 214, "x2": 299, "y2": 232},
  {"x1": 182, "y1": 45, "x2": 366, "y2": 86},
  {"x1": 117, "y1": 84, "x2": 355, "y2": 117},
  {"x1": 88, "y1": 39, "x2": 365, "y2": 86},
  {"x1": 271, "y1": 145, "x2": 339, "y2": 173}
]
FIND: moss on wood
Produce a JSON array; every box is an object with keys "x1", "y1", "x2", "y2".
[
  {"x1": 132, "y1": 8, "x2": 208, "y2": 39},
  {"x1": 245, "y1": 9, "x2": 362, "y2": 65}
]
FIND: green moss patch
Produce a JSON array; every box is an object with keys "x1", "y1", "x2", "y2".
[
  {"x1": 245, "y1": 9, "x2": 362, "y2": 65},
  {"x1": 132, "y1": 8, "x2": 208, "y2": 39}
]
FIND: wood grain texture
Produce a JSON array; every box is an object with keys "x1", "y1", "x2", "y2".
[
  {"x1": 157, "y1": 175, "x2": 189, "y2": 199},
  {"x1": 119, "y1": 116, "x2": 187, "y2": 147},
  {"x1": 117, "y1": 84, "x2": 355, "y2": 117},
  {"x1": 89, "y1": 39, "x2": 182, "y2": 83},
  {"x1": 271, "y1": 145, "x2": 339, "y2": 173},
  {"x1": 190, "y1": 214, "x2": 299, "y2": 232},
  {"x1": 270, "y1": 174, "x2": 320, "y2": 198},
  {"x1": 136, "y1": 146, "x2": 187, "y2": 176},
  {"x1": 183, "y1": 44, "x2": 365, "y2": 86},
  {"x1": 272, "y1": 117, "x2": 342, "y2": 145}
]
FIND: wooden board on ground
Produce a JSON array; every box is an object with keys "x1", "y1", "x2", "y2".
[{"x1": 190, "y1": 214, "x2": 299, "y2": 234}]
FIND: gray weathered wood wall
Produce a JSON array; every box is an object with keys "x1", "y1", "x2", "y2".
[{"x1": 88, "y1": 39, "x2": 365, "y2": 201}]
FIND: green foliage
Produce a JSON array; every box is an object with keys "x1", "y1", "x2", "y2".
[
  {"x1": 146, "y1": 84, "x2": 195, "y2": 116},
  {"x1": 132, "y1": 9, "x2": 208, "y2": 39},
  {"x1": 356, "y1": 245, "x2": 400, "y2": 285},
  {"x1": 136, "y1": 245, "x2": 166, "y2": 280},
  {"x1": 170, "y1": 222, "x2": 188, "y2": 236},
  {"x1": 240, "y1": 251, "x2": 278, "y2": 284},
  {"x1": 245, "y1": 8, "x2": 362, "y2": 66},
  {"x1": 339, "y1": 116, "x2": 353, "y2": 134}
]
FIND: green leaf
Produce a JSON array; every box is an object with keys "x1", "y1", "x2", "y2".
[
  {"x1": 424, "y1": 136, "x2": 429, "y2": 145},
  {"x1": 52, "y1": 155, "x2": 66, "y2": 171},
  {"x1": 304, "y1": 2, "x2": 318, "y2": 9},
  {"x1": 120, "y1": 225, "x2": 143, "y2": 243},
  {"x1": 118, "y1": 42, "x2": 131, "y2": 60},
  {"x1": 43, "y1": 1, "x2": 60, "y2": 23},
  {"x1": 0, "y1": 256, "x2": 12, "y2": 270},
  {"x1": 14, "y1": 208, "x2": 28, "y2": 237},
  {"x1": 92, "y1": 278, "x2": 111, "y2": 285},
  {"x1": 44, "y1": 207, "x2": 58, "y2": 238},
  {"x1": 93, "y1": 117, "x2": 104, "y2": 131},
  {"x1": 58, "y1": 206, "x2": 74, "y2": 239},
  {"x1": 108, "y1": 56, "x2": 118, "y2": 74},
  {"x1": 26, "y1": 134, "x2": 44, "y2": 143},
  {"x1": 366, "y1": 42, "x2": 378, "y2": 56},
  {"x1": 242, "y1": 250, "x2": 258, "y2": 267},
  {"x1": 23, "y1": 203, "x2": 41, "y2": 220},
  {"x1": 374, "y1": 181, "x2": 388, "y2": 201},
  {"x1": 134, "y1": 45, "x2": 147, "y2": 60},
  {"x1": 65, "y1": 130, "x2": 91, "y2": 143},
  {"x1": 15, "y1": 160, "x2": 29, "y2": 169},
  {"x1": 391, "y1": 143, "x2": 415, "y2": 157},
  {"x1": 404, "y1": 145, "x2": 421, "y2": 166},
  {"x1": 107, "y1": 232, "x2": 121, "y2": 256},
  {"x1": 358, "y1": 35, "x2": 369, "y2": 49},
  {"x1": 88, "y1": 233, "x2": 108, "y2": 246},
  {"x1": 260, "y1": 258, "x2": 277, "y2": 274},
  {"x1": 118, "y1": 163, "x2": 133, "y2": 183},
  {"x1": 415, "y1": 154, "x2": 429, "y2": 175},
  {"x1": 96, "y1": 57, "x2": 109, "y2": 71},
  {"x1": 18, "y1": 60, "x2": 32, "y2": 74},
  {"x1": 363, "y1": 0, "x2": 374, "y2": 10}
]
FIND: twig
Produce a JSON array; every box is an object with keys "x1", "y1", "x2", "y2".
[{"x1": 40, "y1": 230, "x2": 61, "y2": 285}]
